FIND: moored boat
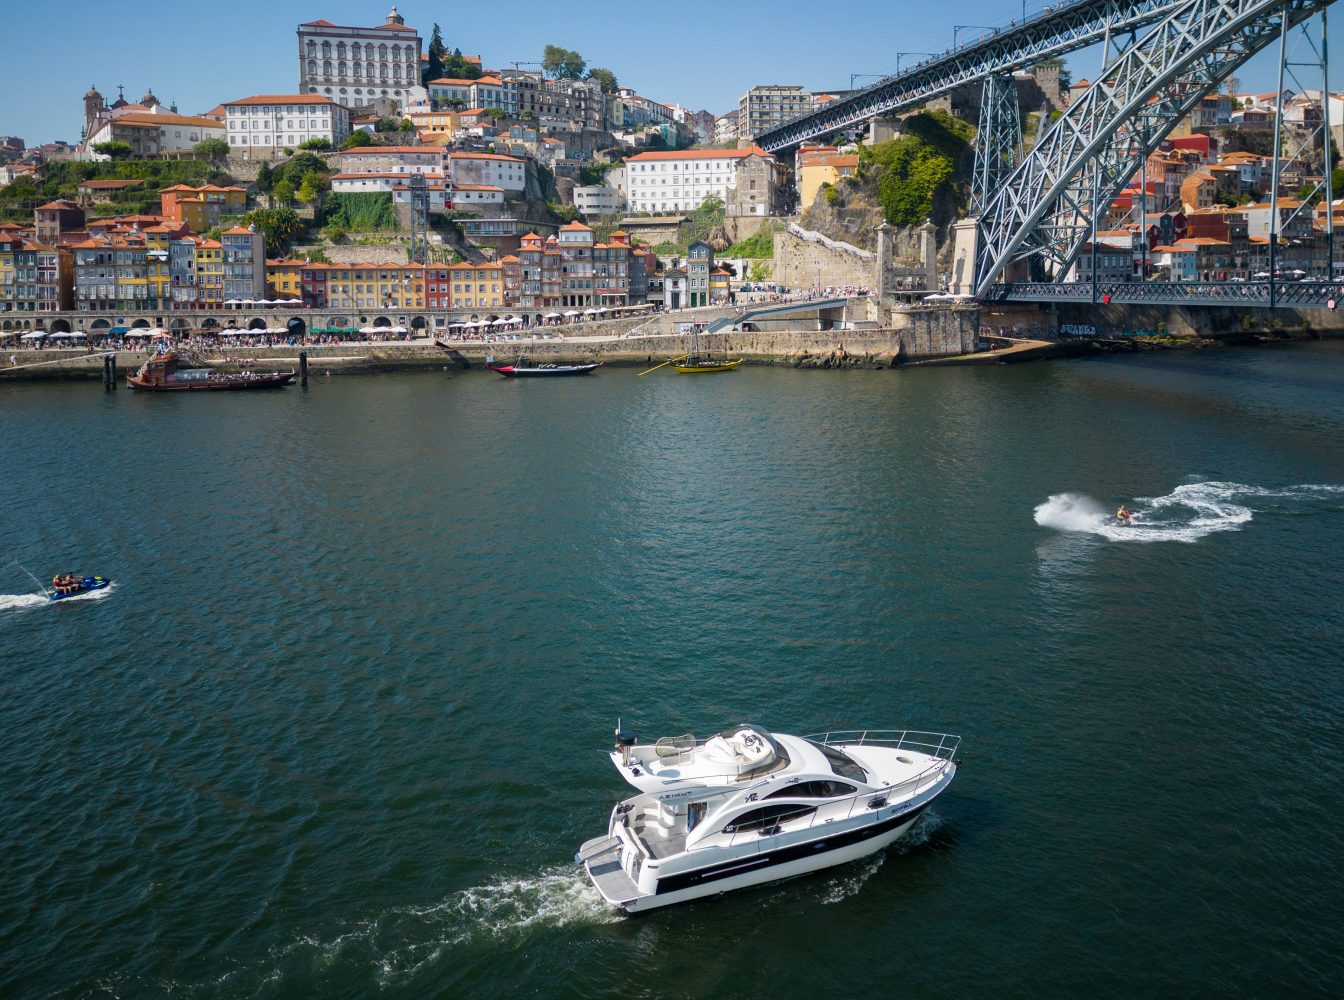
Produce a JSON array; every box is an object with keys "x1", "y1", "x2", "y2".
[
  {"x1": 127, "y1": 350, "x2": 295, "y2": 391},
  {"x1": 486, "y1": 357, "x2": 602, "y2": 377},
  {"x1": 577, "y1": 723, "x2": 960, "y2": 914},
  {"x1": 671, "y1": 356, "x2": 743, "y2": 373}
]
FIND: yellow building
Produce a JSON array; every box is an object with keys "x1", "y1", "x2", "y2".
[
  {"x1": 0, "y1": 232, "x2": 18, "y2": 309},
  {"x1": 266, "y1": 258, "x2": 305, "y2": 300},
  {"x1": 143, "y1": 225, "x2": 175, "y2": 306},
  {"x1": 798, "y1": 149, "x2": 860, "y2": 210},
  {"x1": 709, "y1": 266, "x2": 732, "y2": 303},
  {"x1": 196, "y1": 239, "x2": 224, "y2": 306},
  {"x1": 322, "y1": 264, "x2": 426, "y2": 312},
  {"x1": 406, "y1": 108, "x2": 463, "y2": 140},
  {"x1": 448, "y1": 261, "x2": 503, "y2": 309}
]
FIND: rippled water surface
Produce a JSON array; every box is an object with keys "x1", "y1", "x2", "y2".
[{"x1": 3, "y1": 345, "x2": 1344, "y2": 998}]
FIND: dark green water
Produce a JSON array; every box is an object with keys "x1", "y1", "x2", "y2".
[{"x1": 3, "y1": 346, "x2": 1343, "y2": 998}]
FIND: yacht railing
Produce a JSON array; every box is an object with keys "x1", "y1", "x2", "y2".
[
  {"x1": 718, "y1": 753, "x2": 956, "y2": 850},
  {"x1": 804, "y1": 730, "x2": 962, "y2": 762}
]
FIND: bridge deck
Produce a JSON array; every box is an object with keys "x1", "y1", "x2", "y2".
[{"x1": 987, "y1": 281, "x2": 1344, "y2": 308}]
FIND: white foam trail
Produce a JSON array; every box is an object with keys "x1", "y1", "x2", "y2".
[
  {"x1": 1034, "y1": 482, "x2": 1344, "y2": 543},
  {"x1": 0, "y1": 593, "x2": 46, "y2": 612}
]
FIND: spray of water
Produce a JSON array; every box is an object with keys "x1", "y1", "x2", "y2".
[{"x1": 1034, "y1": 482, "x2": 1344, "y2": 543}]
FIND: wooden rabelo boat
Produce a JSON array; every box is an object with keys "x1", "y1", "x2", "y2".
[
  {"x1": 127, "y1": 350, "x2": 295, "y2": 391},
  {"x1": 486, "y1": 356, "x2": 602, "y2": 378},
  {"x1": 671, "y1": 356, "x2": 743, "y2": 373}
]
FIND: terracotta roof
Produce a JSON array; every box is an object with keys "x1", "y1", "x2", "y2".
[
  {"x1": 446, "y1": 152, "x2": 523, "y2": 163},
  {"x1": 203, "y1": 105, "x2": 227, "y2": 118},
  {"x1": 341, "y1": 146, "x2": 439, "y2": 155},
  {"x1": 427, "y1": 78, "x2": 481, "y2": 87},
  {"x1": 222, "y1": 226, "x2": 255, "y2": 236},
  {"x1": 36, "y1": 200, "x2": 79, "y2": 210},
  {"x1": 560, "y1": 221, "x2": 592, "y2": 231},
  {"x1": 114, "y1": 112, "x2": 224, "y2": 129},
  {"x1": 626, "y1": 146, "x2": 769, "y2": 161},
  {"x1": 498, "y1": 255, "x2": 520, "y2": 263},
  {"x1": 226, "y1": 94, "x2": 339, "y2": 106}
]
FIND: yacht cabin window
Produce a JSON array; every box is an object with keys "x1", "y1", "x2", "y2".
[{"x1": 806, "y1": 740, "x2": 868, "y2": 783}]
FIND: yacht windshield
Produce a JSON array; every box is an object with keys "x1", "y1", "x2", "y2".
[{"x1": 806, "y1": 740, "x2": 868, "y2": 783}]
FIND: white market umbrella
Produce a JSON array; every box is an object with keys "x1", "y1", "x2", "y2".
[
  {"x1": 1253, "y1": 271, "x2": 1271, "y2": 278},
  {"x1": 545, "y1": 312, "x2": 561, "y2": 319},
  {"x1": 20, "y1": 330, "x2": 47, "y2": 339},
  {"x1": 223, "y1": 299, "x2": 241, "y2": 306},
  {"x1": 390, "y1": 325, "x2": 408, "y2": 333}
]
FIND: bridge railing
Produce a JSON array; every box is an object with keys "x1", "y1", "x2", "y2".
[{"x1": 985, "y1": 281, "x2": 1344, "y2": 308}]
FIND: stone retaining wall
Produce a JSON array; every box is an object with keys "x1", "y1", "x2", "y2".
[{"x1": 772, "y1": 226, "x2": 877, "y2": 292}]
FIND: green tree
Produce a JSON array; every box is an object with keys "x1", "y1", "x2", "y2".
[
  {"x1": 586, "y1": 67, "x2": 618, "y2": 93},
  {"x1": 423, "y1": 23, "x2": 447, "y2": 84},
  {"x1": 297, "y1": 171, "x2": 320, "y2": 206},
  {"x1": 323, "y1": 223, "x2": 348, "y2": 243},
  {"x1": 858, "y1": 110, "x2": 973, "y2": 227},
  {"x1": 271, "y1": 178, "x2": 295, "y2": 205},
  {"x1": 543, "y1": 44, "x2": 586, "y2": 80},
  {"x1": 93, "y1": 141, "x2": 133, "y2": 160},
  {"x1": 255, "y1": 161, "x2": 274, "y2": 193},
  {"x1": 1331, "y1": 168, "x2": 1344, "y2": 194},
  {"x1": 484, "y1": 107, "x2": 508, "y2": 122},
  {"x1": 375, "y1": 117, "x2": 404, "y2": 133},
  {"x1": 547, "y1": 199, "x2": 579, "y2": 223},
  {"x1": 298, "y1": 137, "x2": 332, "y2": 151},
  {"x1": 305, "y1": 247, "x2": 332, "y2": 264},
  {"x1": 194, "y1": 137, "x2": 230, "y2": 163},
  {"x1": 748, "y1": 260, "x2": 774, "y2": 282},
  {"x1": 442, "y1": 47, "x2": 482, "y2": 80},
  {"x1": 244, "y1": 208, "x2": 302, "y2": 249},
  {"x1": 341, "y1": 131, "x2": 374, "y2": 150}
]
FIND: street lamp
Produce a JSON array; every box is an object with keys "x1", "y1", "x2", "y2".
[
  {"x1": 849, "y1": 73, "x2": 885, "y2": 90},
  {"x1": 954, "y1": 24, "x2": 997, "y2": 47},
  {"x1": 894, "y1": 52, "x2": 935, "y2": 74}
]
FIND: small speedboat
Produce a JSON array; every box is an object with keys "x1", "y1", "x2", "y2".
[
  {"x1": 577, "y1": 723, "x2": 960, "y2": 914},
  {"x1": 48, "y1": 574, "x2": 111, "y2": 601}
]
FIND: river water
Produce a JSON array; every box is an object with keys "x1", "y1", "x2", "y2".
[{"x1": 3, "y1": 344, "x2": 1343, "y2": 998}]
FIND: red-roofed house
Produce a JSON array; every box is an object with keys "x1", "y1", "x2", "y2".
[
  {"x1": 624, "y1": 147, "x2": 781, "y2": 215},
  {"x1": 224, "y1": 95, "x2": 351, "y2": 154}
]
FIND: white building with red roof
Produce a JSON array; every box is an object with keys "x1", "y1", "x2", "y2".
[
  {"x1": 624, "y1": 146, "x2": 780, "y2": 216},
  {"x1": 298, "y1": 6, "x2": 424, "y2": 112},
  {"x1": 224, "y1": 95, "x2": 351, "y2": 154},
  {"x1": 446, "y1": 152, "x2": 526, "y2": 193}
]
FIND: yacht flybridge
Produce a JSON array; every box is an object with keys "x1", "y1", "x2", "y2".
[{"x1": 576, "y1": 724, "x2": 960, "y2": 914}]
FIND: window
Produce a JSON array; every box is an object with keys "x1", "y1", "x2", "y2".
[
  {"x1": 806, "y1": 741, "x2": 868, "y2": 783},
  {"x1": 722, "y1": 803, "x2": 816, "y2": 834}
]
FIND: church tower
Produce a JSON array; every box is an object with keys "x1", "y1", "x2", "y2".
[
  {"x1": 385, "y1": 5, "x2": 405, "y2": 25},
  {"x1": 83, "y1": 85, "x2": 106, "y2": 140}
]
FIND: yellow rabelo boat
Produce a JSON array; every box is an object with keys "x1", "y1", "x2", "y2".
[{"x1": 671, "y1": 355, "x2": 743, "y2": 373}]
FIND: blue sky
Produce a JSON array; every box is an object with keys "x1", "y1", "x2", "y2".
[{"x1": 2, "y1": 0, "x2": 1302, "y2": 145}]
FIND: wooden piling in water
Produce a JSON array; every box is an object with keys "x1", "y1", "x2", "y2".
[{"x1": 299, "y1": 351, "x2": 308, "y2": 386}]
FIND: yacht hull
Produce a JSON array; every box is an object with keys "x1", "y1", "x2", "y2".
[{"x1": 584, "y1": 803, "x2": 929, "y2": 915}]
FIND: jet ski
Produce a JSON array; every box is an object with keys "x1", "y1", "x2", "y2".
[
  {"x1": 48, "y1": 574, "x2": 111, "y2": 601},
  {"x1": 1108, "y1": 507, "x2": 1137, "y2": 526}
]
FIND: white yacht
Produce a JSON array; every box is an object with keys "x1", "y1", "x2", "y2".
[{"x1": 576, "y1": 723, "x2": 961, "y2": 914}]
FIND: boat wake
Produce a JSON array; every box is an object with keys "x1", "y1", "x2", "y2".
[
  {"x1": 0, "y1": 582, "x2": 116, "y2": 614},
  {"x1": 818, "y1": 810, "x2": 944, "y2": 905},
  {"x1": 0, "y1": 593, "x2": 47, "y2": 612},
  {"x1": 1033, "y1": 482, "x2": 1344, "y2": 543}
]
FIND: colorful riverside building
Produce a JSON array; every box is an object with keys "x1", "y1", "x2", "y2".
[
  {"x1": 446, "y1": 261, "x2": 503, "y2": 310},
  {"x1": 221, "y1": 227, "x2": 266, "y2": 300},
  {"x1": 514, "y1": 231, "x2": 562, "y2": 310},
  {"x1": 316, "y1": 263, "x2": 427, "y2": 311},
  {"x1": 266, "y1": 259, "x2": 306, "y2": 300},
  {"x1": 0, "y1": 233, "x2": 73, "y2": 314}
]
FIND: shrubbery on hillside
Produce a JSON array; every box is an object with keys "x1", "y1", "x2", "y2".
[{"x1": 859, "y1": 110, "x2": 973, "y2": 227}]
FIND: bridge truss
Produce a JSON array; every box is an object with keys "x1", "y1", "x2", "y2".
[{"x1": 976, "y1": 0, "x2": 1333, "y2": 295}]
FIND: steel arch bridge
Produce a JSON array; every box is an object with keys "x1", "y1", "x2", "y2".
[{"x1": 756, "y1": 0, "x2": 1336, "y2": 302}]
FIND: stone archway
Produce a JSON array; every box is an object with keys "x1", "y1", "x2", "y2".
[
  {"x1": 49, "y1": 318, "x2": 72, "y2": 333},
  {"x1": 169, "y1": 318, "x2": 190, "y2": 333},
  {"x1": 200, "y1": 317, "x2": 219, "y2": 330},
  {"x1": 2, "y1": 320, "x2": 13, "y2": 331},
  {"x1": 90, "y1": 318, "x2": 111, "y2": 330},
  {"x1": 287, "y1": 317, "x2": 306, "y2": 338},
  {"x1": 130, "y1": 318, "x2": 151, "y2": 329},
  {"x1": 329, "y1": 316, "x2": 350, "y2": 329},
  {"x1": 247, "y1": 317, "x2": 267, "y2": 330},
  {"x1": 373, "y1": 316, "x2": 392, "y2": 327},
  {"x1": 410, "y1": 315, "x2": 427, "y2": 332}
]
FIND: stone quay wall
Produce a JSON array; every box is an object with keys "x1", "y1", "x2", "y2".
[{"x1": 0, "y1": 306, "x2": 981, "y2": 380}]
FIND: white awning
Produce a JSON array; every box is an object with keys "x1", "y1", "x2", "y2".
[{"x1": 20, "y1": 331, "x2": 47, "y2": 339}]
